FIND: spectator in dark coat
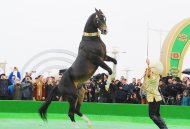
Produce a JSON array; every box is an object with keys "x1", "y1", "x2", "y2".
[
  {"x1": 176, "y1": 94, "x2": 182, "y2": 105},
  {"x1": 166, "y1": 78, "x2": 178, "y2": 98},
  {"x1": 172, "y1": 78, "x2": 183, "y2": 94},
  {"x1": 0, "y1": 74, "x2": 12, "y2": 100},
  {"x1": 12, "y1": 78, "x2": 22, "y2": 100},
  {"x1": 116, "y1": 79, "x2": 128, "y2": 103},
  {"x1": 134, "y1": 79, "x2": 142, "y2": 102},
  {"x1": 21, "y1": 76, "x2": 33, "y2": 100},
  {"x1": 128, "y1": 78, "x2": 136, "y2": 95},
  {"x1": 99, "y1": 74, "x2": 109, "y2": 103},
  {"x1": 99, "y1": 80, "x2": 108, "y2": 103},
  {"x1": 158, "y1": 79, "x2": 169, "y2": 104},
  {"x1": 165, "y1": 74, "x2": 173, "y2": 85},
  {"x1": 22, "y1": 72, "x2": 32, "y2": 82},
  {"x1": 131, "y1": 93, "x2": 140, "y2": 104},
  {"x1": 159, "y1": 79, "x2": 168, "y2": 97},
  {"x1": 45, "y1": 77, "x2": 59, "y2": 101},
  {"x1": 108, "y1": 80, "x2": 118, "y2": 103}
]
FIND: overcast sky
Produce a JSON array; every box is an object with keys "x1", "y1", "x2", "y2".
[{"x1": 0, "y1": 0, "x2": 190, "y2": 80}]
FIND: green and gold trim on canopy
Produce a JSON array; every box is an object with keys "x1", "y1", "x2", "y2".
[{"x1": 160, "y1": 17, "x2": 190, "y2": 77}]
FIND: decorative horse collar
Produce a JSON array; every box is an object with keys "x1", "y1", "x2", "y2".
[{"x1": 83, "y1": 32, "x2": 100, "y2": 37}]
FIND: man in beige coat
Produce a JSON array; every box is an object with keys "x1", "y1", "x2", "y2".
[{"x1": 143, "y1": 59, "x2": 168, "y2": 129}]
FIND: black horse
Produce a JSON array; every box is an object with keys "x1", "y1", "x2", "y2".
[{"x1": 39, "y1": 8, "x2": 117, "y2": 128}]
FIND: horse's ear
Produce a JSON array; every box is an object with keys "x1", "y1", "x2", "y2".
[
  {"x1": 95, "y1": 8, "x2": 99, "y2": 14},
  {"x1": 99, "y1": 9, "x2": 103, "y2": 14}
]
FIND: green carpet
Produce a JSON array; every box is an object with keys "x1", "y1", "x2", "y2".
[{"x1": 0, "y1": 113, "x2": 189, "y2": 129}]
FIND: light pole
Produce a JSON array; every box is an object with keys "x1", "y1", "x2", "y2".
[
  {"x1": 105, "y1": 48, "x2": 126, "y2": 91},
  {"x1": 47, "y1": 71, "x2": 51, "y2": 77},
  {"x1": 110, "y1": 47, "x2": 126, "y2": 79},
  {"x1": 122, "y1": 69, "x2": 132, "y2": 80},
  {"x1": 0, "y1": 60, "x2": 7, "y2": 74}
]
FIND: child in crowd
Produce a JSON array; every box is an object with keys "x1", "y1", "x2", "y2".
[{"x1": 182, "y1": 90, "x2": 190, "y2": 106}]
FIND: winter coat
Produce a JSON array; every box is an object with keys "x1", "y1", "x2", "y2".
[
  {"x1": 13, "y1": 83, "x2": 22, "y2": 100},
  {"x1": 0, "y1": 79, "x2": 12, "y2": 97},
  {"x1": 33, "y1": 80, "x2": 46, "y2": 101},
  {"x1": 21, "y1": 81, "x2": 33, "y2": 100},
  {"x1": 116, "y1": 84, "x2": 128, "y2": 100}
]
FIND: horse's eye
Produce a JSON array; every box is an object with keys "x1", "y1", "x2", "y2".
[
  {"x1": 100, "y1": 17, "x2": 106, "y2": 22},
  {"x1": 101, "y1": 16, "x2": 106, "y2": 21}
]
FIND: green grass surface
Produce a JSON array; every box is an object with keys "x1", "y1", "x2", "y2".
[{"x1": 0, "y1": 113, "x2": 189, "y2": 129}]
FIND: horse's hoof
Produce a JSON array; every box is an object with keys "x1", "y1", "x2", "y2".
[
  {"x1": 87, "y1": 124, "x2": 93, "y2": 128},
  {"x1": 108, "y1": 69, "x2": 112, "y2": 75},
  {"x1": 72, "y1": 122, "x2": 80, "y2": 128},
  {"x1": 113, "y1": 59, "x2": 117, "y2": 65}
]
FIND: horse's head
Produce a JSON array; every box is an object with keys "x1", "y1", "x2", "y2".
[{"x1": 94, "y1": 8, "x2": 108, "y2": 35}]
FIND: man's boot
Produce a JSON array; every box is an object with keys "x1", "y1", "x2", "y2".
[
  {"x1": 150, "y1": 115, "x2": 163, "y2": 129},
  {"x1": 158, "y1": 116, "x2": 168, "y2": 129}
]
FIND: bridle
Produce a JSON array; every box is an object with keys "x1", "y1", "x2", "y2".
[{"x1": 95, "y1": 15, "x2": 107, "y2": 30}]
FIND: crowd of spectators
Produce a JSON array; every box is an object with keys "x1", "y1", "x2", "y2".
[
  {"x1": 0, "y1": 67, "x2": 60, "y2": 101},
  {"x1": 84, "y1": 73, "x2": 190, "y2": 106},
  {"x1": 159, "y1": 75, "x2": 190, "y2": 106},
  {"x1": 0, "y1": 67, "x2": 190, "y2": 106}
]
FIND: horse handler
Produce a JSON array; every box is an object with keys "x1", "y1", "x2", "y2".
[{"x1": 143, "y1": 59, "x2": 168, "y2": 129}]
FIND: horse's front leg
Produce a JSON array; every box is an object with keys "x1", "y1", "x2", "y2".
[
  {"x1": 97, "y1": 58, "x2": 113, "y2": 75},
  {"x1": 104, "y1": 55, "x2": 117, "y2": 64},
  {"x1": 88, "y1": 52, "x2": 113, "y2": 75}
]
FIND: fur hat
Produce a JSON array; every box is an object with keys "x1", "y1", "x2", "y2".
[{"x1": 149, "y1": 61, "x2": 164, "y2": 74}]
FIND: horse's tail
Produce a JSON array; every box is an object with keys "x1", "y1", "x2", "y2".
[{"x1": 39, "y1": 86, "x2": 57, "y2": 121}]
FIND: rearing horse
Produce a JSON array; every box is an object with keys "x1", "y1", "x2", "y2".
[{"x1": 39, "y1": 8, "x2": 117, "y2": 128}]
